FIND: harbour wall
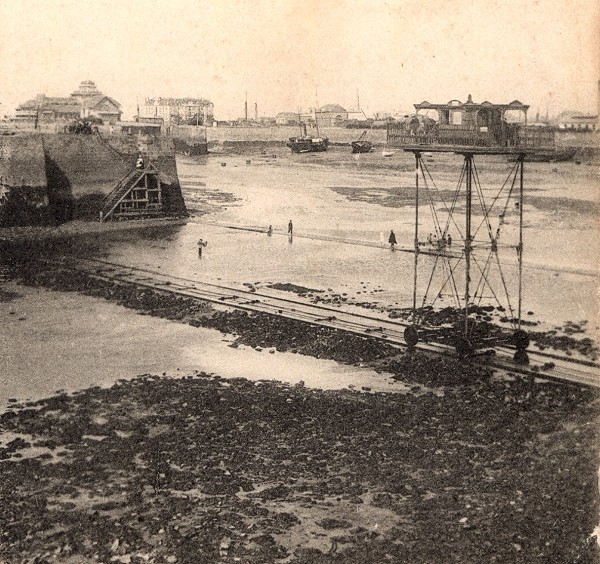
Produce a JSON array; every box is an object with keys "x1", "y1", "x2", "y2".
[
  {"x1": 171, "y1": 125, "x2": 599, "y2": 160},
  {"x1": 0, "y1": 134, "x2": 49, "y2": 225},
  {"x1": 172, "y1": 125, "x2": 388, "y2": 147},
  {"x1": 0, "y1": 133, "x2": 186, "y2": 227}
]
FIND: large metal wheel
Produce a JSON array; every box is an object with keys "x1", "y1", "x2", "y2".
[
  {"x1": 404, "y1": 325, "x2": 419, "y2": 348},
  {"x1": 513, "y1": 349, "x2": 529, "y2": 365}
]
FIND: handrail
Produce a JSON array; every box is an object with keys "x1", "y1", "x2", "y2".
[
  {"x1": 101, "y1": 169, "x2": 145, "y2": 221},
  {"x1": 101, "y1": 169, "x2": 140, "y2": 205}
]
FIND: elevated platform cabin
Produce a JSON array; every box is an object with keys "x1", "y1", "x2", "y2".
[
  {"x1": 387, "y1": 96, "x2": 555, "y2": 363},
  {"x1": 388, "y1": 95, "x2": 554, "y2": 150}
]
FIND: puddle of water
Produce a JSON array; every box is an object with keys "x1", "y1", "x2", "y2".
[
  {"x1": 0, "y1": 283, "x2": 405, "y2": 411},
  {"x1": 181, "y1": 332, "x2": 405, "y2": 393}
]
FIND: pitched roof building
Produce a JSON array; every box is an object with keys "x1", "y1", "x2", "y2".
[
  {"x1": 315, "y1": 104, "x2": 348, "y2": 127},
  {"x1": 15, "y1": 81, "x2": 122, "y2": 124},
  {"x1": 275, "y1": 112, "x2": 301, "y2": 125}
]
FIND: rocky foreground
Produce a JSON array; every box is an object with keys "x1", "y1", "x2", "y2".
[
  {"x1": 1, "y1": 258, "x2": 599, "y2": 563},
  {"x1": 1, "y1": 369, "x2": 598, "y2": 564}
]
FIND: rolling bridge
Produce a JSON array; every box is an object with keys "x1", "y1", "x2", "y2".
[{"x1": 388, "y1": 96, "x2": 556, "y2": 363}]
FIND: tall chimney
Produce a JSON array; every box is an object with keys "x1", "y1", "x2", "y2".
[
  {"x1": 255, "y1": 102, "x2": 258, "y2": 121},
  {"x1": 244, "y1": 91, "x2": 248, "y2": 122}
]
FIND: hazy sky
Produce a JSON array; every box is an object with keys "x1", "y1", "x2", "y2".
[{"x1": 1, "y1": 0, "x2": 598, "y2": 119}]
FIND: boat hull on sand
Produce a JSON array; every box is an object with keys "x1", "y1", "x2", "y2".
[{"x1": 287, "y1": 137, "x2": 329, "y2": 153}]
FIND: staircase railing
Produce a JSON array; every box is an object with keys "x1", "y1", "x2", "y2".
[{"x1": 100, "y1": 168, "x2": 142, "y2": 221}]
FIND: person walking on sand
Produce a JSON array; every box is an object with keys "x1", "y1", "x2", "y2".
[
  {"x1": 288, "y1": 220, "x2": 293, "y2": 235},
  {"x1": 267, "y1": 225, "x2": 273, "y2": 237},
  {"x1": 388, "y1": 230, "x2": 397, "y2": 251},
  {"x1": 197, "y1": 238, "x2": 207, "y2": 258}
]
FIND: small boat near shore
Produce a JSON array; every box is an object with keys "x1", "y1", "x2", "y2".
[
  {"x1": 287, "y1": 122, "x2": 329, "y2": 153},
  {"x1": 351, "y1": 130, "x2": 373, "y2": 153}
]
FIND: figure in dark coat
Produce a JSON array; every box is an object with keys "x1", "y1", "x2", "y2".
[
  {"x1": 197, "y1": 238, "x2": 207, "y2": 258},
  {"x1": 388, "y1": 230, "x2": 397, "y2": 250}
]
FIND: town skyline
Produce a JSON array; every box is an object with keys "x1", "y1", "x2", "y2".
[{"x1": 1, "y1": 0, "x2": 599, "y2": 121}]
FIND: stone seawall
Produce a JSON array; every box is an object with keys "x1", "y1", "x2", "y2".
[
  {"x1": 0, "y1": 133, "x2": 186, "y2": 226},
  {"x1": 171, "y1": 124, "x2": 388, "y2": 146},
  {"x1": 0, "y1": 134, "x2": 50, "y2": 226}
]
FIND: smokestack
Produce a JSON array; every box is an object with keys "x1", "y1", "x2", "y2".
[
  {"x1": 255, "y1": 102, "x2": 258, "y2": 121},
  {"x1": 244, "y1": 91, "x2": 248, "y2": 122},
  {"x1": 597, "y1": 80, "x2": 600, "y2": 130}
]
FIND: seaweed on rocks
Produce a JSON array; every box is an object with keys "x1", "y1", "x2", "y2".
[{"x1": 0, "y1": 375, "x2": 598, "y2": 563}]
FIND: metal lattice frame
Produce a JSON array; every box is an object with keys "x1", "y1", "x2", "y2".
[{"x1": 408, "y1": 150, "x2": 525, "y2": 351}]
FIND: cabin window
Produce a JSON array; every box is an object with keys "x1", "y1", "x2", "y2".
[
  {"x1": 450, "y1": 111, "x2": 462, "y2": 125},
  {"x1": 504, "y1": 109, "x2": 526, "y2": 124}
]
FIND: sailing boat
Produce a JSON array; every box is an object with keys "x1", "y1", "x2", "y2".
[
  {"x1": 351, "y1": 130, "x2": 373, "y2": 153},
  {"x1": 286, "y1": 115, "x2": 329, "y2": 153}
]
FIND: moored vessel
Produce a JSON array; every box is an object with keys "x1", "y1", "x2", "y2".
[
  {"x1": 287, "y1": 122, "x2": 329, "y2": 153},
  {"x1": 351, "y1": 130, "x2": 373, "y2": 153}
]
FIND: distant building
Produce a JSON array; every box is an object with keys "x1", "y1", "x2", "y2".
[
  {"x1": 14, "y1": 80, "x2": 122, "y2": 124},
  {"x1": 556, "y1": 111, "x2": 598, "y2": 132},
  {"x1": 141, "y1": 98, "x2": 214, "y2": 126},
  {"x1": 275, "y1": 112, "x2": 301, "y2": 126},
  {"x1": 70, "y1": 80, "x2": 122, "y2": 123},
  {"x1": 136, "y1": 116, "x2": 164, "y2": 125},
  {"x1": 119, "y1": 121, "x2": 162, "y2": 135},
  {"x1": 315, "y1": 104, "x2": 348, "y2": 127},
  {"x1": 15, "y1": 95, "x2": 82, "y2": 123}
]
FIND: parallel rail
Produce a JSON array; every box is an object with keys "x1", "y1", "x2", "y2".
[{"x1": 44, "y1": 255, "x2": 600, "y2": 389}]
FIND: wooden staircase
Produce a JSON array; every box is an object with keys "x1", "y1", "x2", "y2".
[{"x1": 100, "y1": 164, "x2": 162, "y2": 221}]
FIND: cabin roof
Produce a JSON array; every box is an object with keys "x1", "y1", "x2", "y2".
[{"x1": 415, "y1": 95, "x2": 529, "y2": 112}]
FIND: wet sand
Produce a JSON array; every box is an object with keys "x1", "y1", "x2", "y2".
[
  {"x1": 0, "y1": 256, "x2": 599, "y2": 563},
  {"x1": 0, "y1": 282, "x2": 405, "y2": 409},
  {"x1": 1, "y1": 145, "x2": 599, "y2": 562}
]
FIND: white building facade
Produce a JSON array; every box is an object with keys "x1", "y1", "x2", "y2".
[{"x1": 141, "y1": 98, "x2": 214, "y2": 126}]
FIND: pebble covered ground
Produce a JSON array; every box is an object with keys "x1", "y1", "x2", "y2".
[
  {"x1": 1, "y1": 251, "x2": 599, "y2": 563},
  {"x1": 1, "y1": 368, "x2": 598, "y2": 563}
]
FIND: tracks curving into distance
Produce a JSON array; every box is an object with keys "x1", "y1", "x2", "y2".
[{"x1": 46, "y1": 255, "x2": 599, "y2": 389}]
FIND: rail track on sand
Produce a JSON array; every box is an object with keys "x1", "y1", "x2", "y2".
[{"x1": 44, "y1": 255, "x2": 600, "y2": 389}]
